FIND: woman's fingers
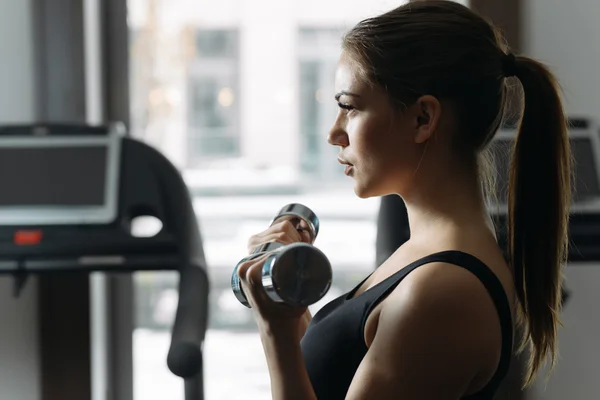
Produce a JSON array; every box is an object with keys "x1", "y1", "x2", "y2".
[
  {"x1": 236, "y1": 254, "x2": 275, "y2": 310},
  {"x1": 246, "y1": 220, "x2": 307, "y2": 253}
]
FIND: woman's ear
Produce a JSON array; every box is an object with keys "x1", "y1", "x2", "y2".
[{"x1": 414, "y1": 95, "x2": 442, "y2": 144}]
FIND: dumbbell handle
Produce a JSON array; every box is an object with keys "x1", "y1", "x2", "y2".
[
  {"x1": 251, "y1": 241, "x2": 285, "y2": 255},
  {"x1": 248, "y1": 203, "x2": 319, "y2": 255},
  {"x1": 271, "y1": 203, "x2": 319, "y2": 241}
]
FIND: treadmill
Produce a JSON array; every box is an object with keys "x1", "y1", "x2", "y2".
[{"x1": 0, "y1": 123, "x2": 209, "y2": 400}]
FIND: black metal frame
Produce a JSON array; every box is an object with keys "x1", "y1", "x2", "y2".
[{"x1": 30, "y1": 0, "x2": 135, "y2": 398}]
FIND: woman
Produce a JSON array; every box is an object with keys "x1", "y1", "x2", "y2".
[{"x1": 237, "y1": 1, "x2": 571, "y2": 399}]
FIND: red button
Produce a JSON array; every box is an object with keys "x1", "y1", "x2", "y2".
[{"x1": 14, "y1": 230, "x2": 43, "y2": 245}]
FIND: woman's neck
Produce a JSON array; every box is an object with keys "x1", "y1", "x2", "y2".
[{"x1": 401, "y1": 165, "x2": 495, "y2": 245}]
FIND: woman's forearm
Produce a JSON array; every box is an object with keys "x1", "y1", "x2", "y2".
[{"x1": 260, "y1": 324, "x2": 317, "y2": 400}]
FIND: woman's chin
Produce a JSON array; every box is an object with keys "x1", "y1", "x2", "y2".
[
  {"x1": 353, "y1": 182, "x2": 376, "y2": 199},
  {"x1": 352, "y1": 178, "x2": 391, "y2": 199},
  {"x1": 349, "y1": 171, "x2": 382, "y2": 199}
]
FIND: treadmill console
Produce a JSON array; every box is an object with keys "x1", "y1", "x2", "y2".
[
  {"x1": 0, "y1": 127, "x2": 122, "y2": 226},
  {"x1": 489, "y1": 119, "x2": 600, "y2": 213}
]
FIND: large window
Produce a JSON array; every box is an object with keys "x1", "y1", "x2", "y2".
[
  {"x1": 127, "y1": 1, "x2": 405, "y2": 399},
  {"x1": 187, "y1": 29, "x2": 240, "y2": 164},
  {"x1": 298, "y1": 28, "x2": 342, "y2": 180}
]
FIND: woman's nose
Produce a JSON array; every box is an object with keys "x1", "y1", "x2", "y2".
[{"x1": 327, "y1": 121, "x2": 349, "y2": 147}]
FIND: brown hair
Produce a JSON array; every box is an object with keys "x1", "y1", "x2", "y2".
[{"x1": 343, "y1": 0, "x2": 571, "y2": 387}]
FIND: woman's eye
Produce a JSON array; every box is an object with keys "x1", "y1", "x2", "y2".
[{"x1": 337, "y1": 102, "x2": 354, "y2": 111}]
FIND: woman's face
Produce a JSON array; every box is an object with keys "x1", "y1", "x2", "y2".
[{"x1": 328, "y1": 52, "x2": 429, "y2": 199}]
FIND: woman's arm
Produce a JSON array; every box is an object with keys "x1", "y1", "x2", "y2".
[
  {"x1": 237, "y1": 254, "x2": 318, "y2": 400},
  {"x1": 260, "y1": 322, "x2": 318, "y2": 400},
  {"x1": 345, "y1": 262, "x2": 501, "y2": 400},
  {"x1": 255, "y1": 261, "x2": 497, "y2": 400},
  {"x1": 258, "y1": 310, "x2": 314, "y2": 400}
]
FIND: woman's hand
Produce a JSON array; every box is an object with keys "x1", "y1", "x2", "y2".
[
  {"x1": 239, "y1": 218, "x2": 313, "y2": 337},
  {"x1": 237, "y1": 253, "x2": 307, "y2": 333},
  {"x1": 246, "y1": 217, "x2": 313, "y2": 253}
]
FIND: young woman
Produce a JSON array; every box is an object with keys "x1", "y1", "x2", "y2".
[{"x1": 237, "y1": 1, "x2": 571, "y2": 399}]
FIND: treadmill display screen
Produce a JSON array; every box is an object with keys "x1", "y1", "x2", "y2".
[
  {"x1": 0, "y1": 146, "x2": 107, "y2": 206},
  {"x1": 489, "y1": 136, "x2": 600, "y2": 204}
]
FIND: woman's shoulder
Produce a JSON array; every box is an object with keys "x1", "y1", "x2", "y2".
[
  {"x1": 384, "y1": 254, "x2": 505, "y2": 320},
  {"x1": 388, "y1": 240, "x2": 515, "y2": 313},
  {"x1": 385, "y1": 245, "x2": 514, "y2": 328}
]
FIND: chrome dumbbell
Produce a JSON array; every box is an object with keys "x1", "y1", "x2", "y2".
[{"x1": 231, "y1": 203, "x2": 332, "y2": 308}]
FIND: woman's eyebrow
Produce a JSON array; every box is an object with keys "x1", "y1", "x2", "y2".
[{"x1": 334, "y1": 91, "x2": 361, "y2": 101}]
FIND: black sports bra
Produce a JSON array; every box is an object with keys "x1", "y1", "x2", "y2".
[{"x1": 300, "y1": 250, "x2": 514, "y2": 399}]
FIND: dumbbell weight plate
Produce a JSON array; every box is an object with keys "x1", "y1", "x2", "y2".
[
  {"x1": 262, "y1": 242, "x2": 332, "y2": 307},
  {"x1": 232, "y1": 243, "x2": 332, "y2": 308}
]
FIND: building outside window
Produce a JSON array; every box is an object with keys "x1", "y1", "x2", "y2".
[
  {"x1": 187, "y1": 29, "x2": 240, "y2": 165},
  {"x1": 298, "y1": 27, "x2": 343, "y2": 181}
]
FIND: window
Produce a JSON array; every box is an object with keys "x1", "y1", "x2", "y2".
[
  {"x1": 187, "y1": 29, "x2": 240, "y2": 164},
  {"x1": 127, "y1": 1, "x2": 406, "y2": 399},
  {"x1": 298, "y1": 28, "x2": 342, "y2": 180},
  {"x1": 196, "y1": 29, "x2": 238, "y2": 58}
]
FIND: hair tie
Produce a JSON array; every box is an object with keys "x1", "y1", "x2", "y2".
[{"x1": 502, "y1": 53, "x2": 517, "y2": 77}]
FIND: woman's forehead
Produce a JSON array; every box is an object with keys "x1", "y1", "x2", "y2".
[{"x1": 334, "y1": 52, "x2": 368, "y2": 94}]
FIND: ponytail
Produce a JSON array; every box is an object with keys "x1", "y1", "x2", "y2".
[{"x1": 509, "y1": 56, "x2": 571, "y2": 386}]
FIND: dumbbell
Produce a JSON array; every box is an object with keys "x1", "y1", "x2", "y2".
[{"x1": 231, "y1": 203, "x2": 332, "y2": 308}]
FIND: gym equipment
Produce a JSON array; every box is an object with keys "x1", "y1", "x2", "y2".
[
  {"x1": 231, "y1": 203, "x2": 332, "y2": 308},
  {"x1": 488, "y1": 117, "x2": 600, "y2": 399},
  {"x1": 490, "y1": 118, "x2": 600, "y2": 259},
  {"x1": 0, "y1": 123, "x2": 209, "y2": 400},
  {"x1": 375, "y1": 195, "x2": 410, "y2": 268}
]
